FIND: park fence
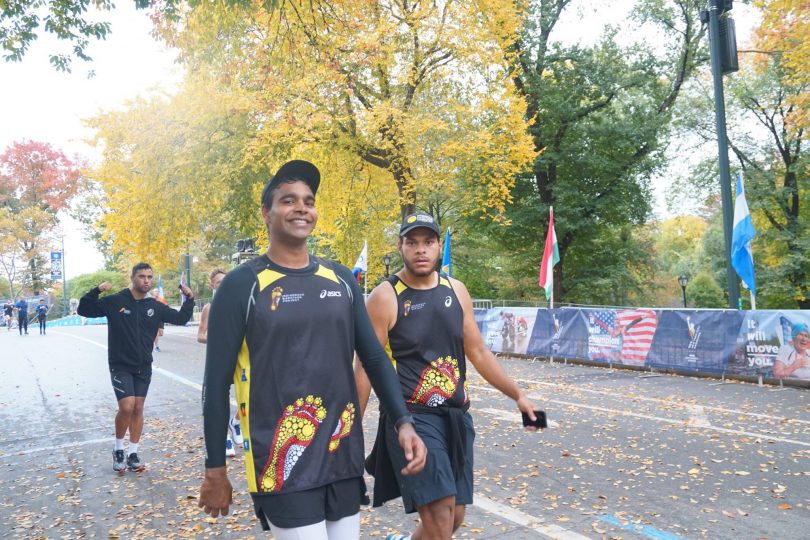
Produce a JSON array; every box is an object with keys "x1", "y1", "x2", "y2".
[{"x1": 475, "y1": 307, "x2": 810, "y2": 385}]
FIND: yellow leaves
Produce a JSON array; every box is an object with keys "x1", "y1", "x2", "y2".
[
  {"x1": 169, "y1": 0, "x2": 535, "y2": 226},
  {"x1": 754, "y1": 0, "x2": 810, "y2": 131}
]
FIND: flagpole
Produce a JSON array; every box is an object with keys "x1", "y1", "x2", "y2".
[
  {"x1": 549, "y1": 206, "x2": 554, "y2": 310},
  {"x1": 750, "y1": 291, "x2": 756, "y2": 310}
]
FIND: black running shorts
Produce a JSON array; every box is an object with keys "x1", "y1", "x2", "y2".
[
  {"x1": 110, "y1": 368, "x2": 152, "y2": 400},
  {"x1": 384, "y1": 410, "x2": 475, "y2": 513},
  {"x1": 252, "y1": 476, "x2": 367, "y2": 529}
]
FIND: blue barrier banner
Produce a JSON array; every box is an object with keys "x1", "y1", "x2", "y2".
[
  {"x1": 476, "y1": 307, "x2": 539, "y2": 355},
  {"x1": 727, "y1": 310, "x2": 810, "y2": 380},
  {"x1": 528, "y1": 308, "x2": 589, "y2": 359},
  {"x1": 479, "y1": 306, "x2": 809, "y2": 381},
  {"x1": 46, "y1": 315, "x2": 107, "y2": 327},
  {"x1": 646, "y1": 310, "x2": 741, "y2": 373}
]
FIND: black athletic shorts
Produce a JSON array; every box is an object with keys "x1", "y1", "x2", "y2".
[
  {"x1": 109, "y1": 368, "x2": 152, "y2": 400},
  {"x1": 384, "y1": 410, "x2": 475, "y2": 513},
  {"x1": 252, "y1": 476, "x2": 367, "y2": 529}
]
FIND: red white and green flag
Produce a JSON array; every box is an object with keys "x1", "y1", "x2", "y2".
[{"x1": 539, "y1": 207, "x2": 559, "y2": 302}]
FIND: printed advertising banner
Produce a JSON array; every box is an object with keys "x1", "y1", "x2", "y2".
[
  {"x1": 728, "y1": 311, "x2": 810, "y2": 381},
  {"x1": 477, "y1": 307, "x2": 540, "y2": 356},
  {"x1": 474, "y1": 308, "x2": 810, "y2": 381}
]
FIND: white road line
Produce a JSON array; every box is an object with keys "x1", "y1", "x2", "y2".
[
  {"x1": 2, "y1": 437, "x2": 115, "y2": 458},
  {"x1": 51, "y1": 330, "x2": 227, "y2": 396},
  {"x1": 474, "y1": 495, "x2": 592, "y2": 540},
  {"x1": 153, "y1": 367, "x2": 202, "y2": 391},
  {"x1": 473, "y1": 389, "x2": 810, "y2": 448},
  {"x1": 513, "y1": 376, "x2": 810, "y2": 426},
  {"x1": 51, "y1": 330, "x2": 109, "y2": 349}
]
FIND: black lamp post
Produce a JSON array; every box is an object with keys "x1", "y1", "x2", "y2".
[
  {"x1": 678, "y1": 274, "x2": 689, "y2": 308},
  {"x1": 383, "y1": 254, "x2": 391, "y2": 278}
]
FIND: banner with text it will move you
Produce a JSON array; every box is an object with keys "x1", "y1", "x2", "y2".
[{"x1": 474, "y1": 308, "x2": 810, "y2": 382}]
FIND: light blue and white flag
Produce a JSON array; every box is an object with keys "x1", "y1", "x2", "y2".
[
  {"x1": 352, "y1": 241, "x2": 368, "y2": 283},
  {"x1": 731, "y1": 171, "x2": 756, "y2": 296}
]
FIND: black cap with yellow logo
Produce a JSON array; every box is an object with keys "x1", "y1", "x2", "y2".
[{"x1": 399, "y1": 212, "x2": 440, "y2": 238}]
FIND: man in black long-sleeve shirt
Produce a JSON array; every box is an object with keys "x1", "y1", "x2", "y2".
[
  {"x1": 198, "y1": 160, "x2": 427, "y2": 539},
  {"x1": 78, "y1": 262, "x2": 195, "y2": 473}
]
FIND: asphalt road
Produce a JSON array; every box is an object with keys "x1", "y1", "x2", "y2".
[{"x1": 0, "y1": 324, "x2": 808, "y2": 539}]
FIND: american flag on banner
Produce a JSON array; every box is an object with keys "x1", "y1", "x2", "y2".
[
  {"x1": 612, "y1": 309, "x2": 658, "y2": 364},
  {"x1": 589, "y1": 310, "x2": 620, "y2": 361}
]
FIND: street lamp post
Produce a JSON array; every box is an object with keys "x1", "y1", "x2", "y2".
[
  {"x1": 678, "y1": 274, "x2": 689, "y2": 308},
  {"x1": 704, "y1": 0, "x2": 741, "y2": 308},
  {"x1": 383, "y1": 254, "x2": 391, "y2": 278}
]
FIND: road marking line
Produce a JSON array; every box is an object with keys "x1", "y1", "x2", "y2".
[
  {"x1": 1, "y1": 437, "x2": 115, "y2": 458},
  {"x1": 51, "y1": 330, "x2": 108, "y2": 349},
  {"x1": 153, "y1": 367, "x2": 202, "y2": 391},
  {"x1": 472, "y1": 388, "x2": 810, "y2": 448},
  {"x1": 51, "y1": 330, "x2": 226, "y2": 396},
  {"x1": 474, "y1": 495, "x2": 592, "y2": 540},
  {"x1": 512, "y1": 376, "x2": 810, "y2": 425}
]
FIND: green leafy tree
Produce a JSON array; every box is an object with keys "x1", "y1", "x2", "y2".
[
  {"x1": 674, "y1": 52, "x2": 808, "y2": 308},
  {"x1": 0, "y1": 0, "x2": 188, "y2": 71},
  {"x1": 68, "y1": 269, "x2": 128, "y2": 301},
  {"x1": 686, "y1": 271, "x2": 725, "y2": 308},
  {"x1": 496, "y1": 0, "x2": 710, "y2": 304}
]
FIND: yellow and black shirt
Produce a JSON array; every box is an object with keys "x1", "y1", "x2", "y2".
[
  {"x1": 386, "y1": 273, "x2": 468, "y2": 409},
  {"x1": 202, "y1": 254, "x2": 408, "y2": 496}
]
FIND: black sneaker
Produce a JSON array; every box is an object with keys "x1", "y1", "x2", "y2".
[
  {"x1": 113, "y1": 450, "x2": 127, "y2": 473},
  {"x1": 126, "y1": 452, "x2": 146, "y2": 472}
]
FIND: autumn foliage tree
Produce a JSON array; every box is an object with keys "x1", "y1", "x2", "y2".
[
  {"x1": 86, "y1": 78, "x2": 257, "y2": 271},
  {"x1": 755, "y1": 0, "x2": 810, "y2": 131},
  {"x1": 161, "y1": 0, "x2": 536, "y2": 224},
  {"x1": 0, "y1": 140, "x2": 82, "y2": 294}
]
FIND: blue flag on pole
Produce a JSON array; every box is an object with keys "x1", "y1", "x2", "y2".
[
  {"x1": 441, "y1": 229, "x2": 452, "y2": 277},
  {"x1": 731, "y1": 172, "x2": 756, "y2": 295}
]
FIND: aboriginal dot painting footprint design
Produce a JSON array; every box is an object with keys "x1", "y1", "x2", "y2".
[
  {"x1": 259, "y1": 395, "x2": 326, "y2": 492},
  {"x1": 409, "y1": 356, "x2": 460, "y2": 407},
  {"x1": 329, "y1": 403, "x2": 356, "y2": 453}
]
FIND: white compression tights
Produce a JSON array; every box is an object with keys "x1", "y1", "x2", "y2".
[{"x1": 269, "y1": 513, "x2": 360, "y2": 540}]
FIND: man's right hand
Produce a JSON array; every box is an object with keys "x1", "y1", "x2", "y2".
[
  {"x1": 98, "y1": 282, "x2": 112, "y2": 292},
  {"x1": 199, "y1": 467, "x2": 233, "y2": 517},
  {"x1": 396, "y1": 423, "x2": 427, "y2": 476}
]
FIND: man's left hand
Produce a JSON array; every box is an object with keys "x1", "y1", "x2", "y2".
[
  {"x1": 396, "y1": 423, "x2": 427, "y2": 476},
  {"x1": 517, "y1": 396, "x2": 541, "y2": 432}
]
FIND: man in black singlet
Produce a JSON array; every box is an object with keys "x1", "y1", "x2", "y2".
[
  {"x1": 197, "y1": 160, "x2": 427, "y2": 539},
  {"x1": 355, "y1": 212, "x2": 540, "y2": 540}
]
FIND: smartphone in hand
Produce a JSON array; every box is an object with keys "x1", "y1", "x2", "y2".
[{"x1": 521, "y1": 410, "x2": 547, "y2": 429}]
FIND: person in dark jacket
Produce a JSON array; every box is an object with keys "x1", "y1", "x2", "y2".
[
  {"x1": 14, "y1": 296, "x2": 28, "y2": 335},
  {"x1": 78, "y1": 262, "x2": 195, "y2": 473}
]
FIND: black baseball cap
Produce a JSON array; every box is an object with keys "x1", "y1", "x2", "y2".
[
  {"x1": 261, "y1": 160, "x2": 321, "y2": 206},
  {"x1": 399, "y1": 212, "x2": 440, "y2": 238}
]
